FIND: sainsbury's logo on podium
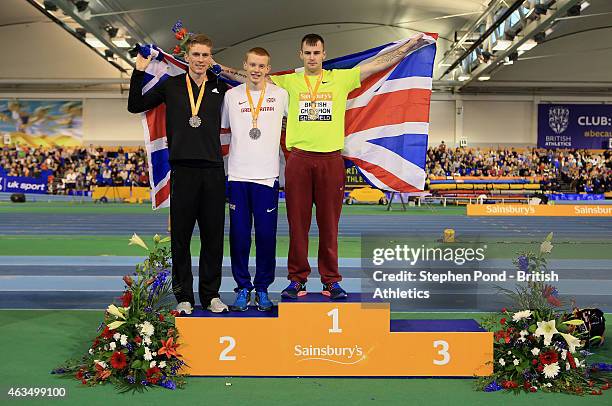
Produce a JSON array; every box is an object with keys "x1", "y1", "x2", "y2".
[{"x1": 294, "y1": 344, "x2": 366, "y2": 365}]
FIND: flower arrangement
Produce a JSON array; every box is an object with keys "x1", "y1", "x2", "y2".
[
  {"x1": 171, "y1": 20, "x2": 192, "y2": 58},
  {"x1": 478, "y1": 233, "x2": 610, "y2": 395},
  {"x1": 52, "y1": 234, "x2": 186, "y2": 392}
]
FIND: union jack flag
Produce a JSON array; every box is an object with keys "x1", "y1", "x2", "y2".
[{"x1": 138, "y1": 34, "x2": 437, "y2": 209}]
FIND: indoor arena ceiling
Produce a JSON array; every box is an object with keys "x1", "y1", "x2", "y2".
[{"x1": 0, "y1": 0, "x2": 611, "y2": 94}]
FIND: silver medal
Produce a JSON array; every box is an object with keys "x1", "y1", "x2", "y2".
[
  {"x1": 189, "y1": 116, "x2": 201, "y2": 128},
  {"x1": 249, "y1": 127, "x2": 261, "y2": 140}
]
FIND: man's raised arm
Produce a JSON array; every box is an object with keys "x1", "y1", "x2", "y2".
[
  {"x1": 127, "y1": 54, "x2": 165, "y2": 113},
  {"x1": 358, "y1": 33, "x2": 428, "y2": 82},
  {"x1": 213, "y1": 60, "x2": 275, "y2": 84}
]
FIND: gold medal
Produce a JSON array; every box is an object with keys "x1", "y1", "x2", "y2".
[{"x1": 186, "y1": 74, "x2": 205, "y2": 127}]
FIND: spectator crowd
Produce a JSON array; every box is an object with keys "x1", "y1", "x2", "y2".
[
  {"x1": 425, "y1": 143, "x2": 612, "y2": 193},
  {"x1": 0, "y1": 145, "x2": 149, "y2": 194},
  {"x1": 2, "y1": 144, "x2": 612, "y2": 194}
]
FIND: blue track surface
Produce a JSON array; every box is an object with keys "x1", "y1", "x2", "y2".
[
  {"x1": 2, "y1": 212, "x2": 612, "y2": 238},
  {"x1": 1, "y1": 208, "x2": 611, "y2": 311}
]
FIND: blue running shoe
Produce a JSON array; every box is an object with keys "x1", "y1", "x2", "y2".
[
  {"x1": 322, "y1": 282, "x2": 348, "y2": 300},
  {"x1": 281, "y1": 281, "x2": 307, "y2": 299},
  {"x1": 255, "y1": 291, "x2": 274, "y2": 312},
  {"x1": 229, "y1": 288, "x2": 250, "y2": 311}
]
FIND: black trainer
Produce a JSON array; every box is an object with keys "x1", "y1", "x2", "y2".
[
  {"x1": 281, "y1": 281, "x2": 307, "y2": 299},
  {"x1": 322, "y1": 282, "x2": 348, "y2": 300}
]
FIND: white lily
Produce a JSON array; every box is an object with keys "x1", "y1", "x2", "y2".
[
  {"x1": 128, "y1": 233, "x2": 149, "y2": 250},
  {"x1": 560, "y1": 333, "x2": 582, "y2": 353},
  {"x1": 540, "y1": 240, "x2": 553, "y2": 254},
  {"x1": 534, "y1": 320, "x2": 558, "y2": 346},
  {"x1": 107, "y1": 304, "x2": 128, "y2": 320}
]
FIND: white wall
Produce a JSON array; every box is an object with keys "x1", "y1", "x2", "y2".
[
  {"x1": 2, "y1": 93, "x2": 612, "y2": 147},
  {"x1": 83, "y1": 98, "x2": 143, "y2": 146},
  {"x1": 463, "y1": 100, "x2": 533, "y2": 146}
]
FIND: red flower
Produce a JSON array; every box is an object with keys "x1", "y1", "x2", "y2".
[
  {"x1": 75, "y1": 369, "x2": 85, "y2": 380},
  {"x1": 81, "y1": 379, "x2": 87, "y2": 385},
  {"x1": 120, "y1": 290, "x2": 132, "y2": 307},
  {"x1": 529, "y1": 387, "x2": 537, "y2": 393},
  {"x1": 175, "y1": 32, "x2": 184, "y2": 40},
  {"x1": 602, "y1": 383, "x2": 611, "y2": 390},
  {"x1": 146, "y1": 366, "x2": 162, "y2": 384},
  {"x1": 502, "y1": 380, "x2": 518, "y2": 389},
  {"x1": 134, "y1": 336, "x2": 142, "y2": 344},
  {"x1": 500, "y1": 318, "x2": 506, "y2": 325},
  {"x1": 173, "y1": 45, "x2": 182, "y2": 55},
  {"x1": 158, "y1": 313, "x2": 165, "y2": 322},
  {"x1": 494, "y1": 330, "x2": 509, "y2": 343},
  {"x1": 591, "y1": 389, "x2": 602, "y2": 395},
  {"x1": 122, "y1": 275, "x2": 133, "y2": 286},
  {"x1": 546, "y1": 295, "x2": 562, "y2": 307},
  {"x1": 567, "y1": 352, "x2": 576, "y2": 369},
  {"x1": 501, "y1": 307, "x2": 507, "y2": 312},
  {"x1": 532, "y1": 359, "x2": 538, "y2": 365},
  {"x1": 539, "y1": 350, "x2": 558, "y2": 365},
  {"x1": 100, "y1": 326, "x2": 114, "y2": 339},
  {"x1": 170, "y1": 310, "x2": 179, "y2": 317},
  {"x1": 158, "y1": 336, "x2": 181, "y2": 359},
  {"x1": 92, "y1": 338, "x2": 100, "y2": 348},
  {"x1": 110, "y1": 351, "x2": 127, "y2": 370},
  {"x1": 523, "y1": 381, "x2": 531, "y2": 389}
]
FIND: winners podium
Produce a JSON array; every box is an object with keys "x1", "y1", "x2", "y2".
[{"x1": 176, "y1": 294, "x2": 493, "y2": 377}]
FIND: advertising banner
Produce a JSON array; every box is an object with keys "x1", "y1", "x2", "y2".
[{"x1": 537, "y1": 103, "x2": 612, "y2": 149}]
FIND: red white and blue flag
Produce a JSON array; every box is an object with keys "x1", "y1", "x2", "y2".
[{"x1": 138, "y1": 34, "x2": 437, "y2": 209}]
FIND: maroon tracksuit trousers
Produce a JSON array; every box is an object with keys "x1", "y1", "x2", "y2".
[{"x1": 284, "y1": 148, "x2": 345, "y2": 284}]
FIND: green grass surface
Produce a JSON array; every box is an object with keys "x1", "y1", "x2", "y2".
[
  {"x1": 1, "y1": 234, "x2": 611, "y2": 259},
  {"x1": 1, "y1": 310, "x2": 610, "y2": 406},
  {"x1": 0, "y1": 201, "x2": 468, "y2": 216}
]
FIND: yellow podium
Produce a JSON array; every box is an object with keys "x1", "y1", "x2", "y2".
[{"x1": 176, "y1": 294, "x2": 493, "y2": 377}]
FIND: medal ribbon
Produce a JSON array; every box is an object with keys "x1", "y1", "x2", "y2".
[
  {"x1": 245, "y1": 82, "x2": 267, "y2": 128},
  {"x1": 304, "y1": 70, "x2": 323, "y2": 110},
  {"x1": 186, "y1": 74, "x2": 205, "y2": 119}
]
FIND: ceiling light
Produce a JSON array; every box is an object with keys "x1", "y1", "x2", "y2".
[
  {"x1": 85, "y1": 37, "x2": 105, "y2": 48},
  {"x1": 112, "y1": 38, "x2": 130, "y2": 48},
  {"x1": 518, "y1": 40, "x2": 537, "y2": 51},
  {"x1": 457, "y1": 74, "x2": 470, "y2": 81},
  {"x1": 493, "y1": 40, "x2": 512, "y2": 51},
  {"x1": 581, "y1": 1, "x2": 590, "y2": 12}
]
